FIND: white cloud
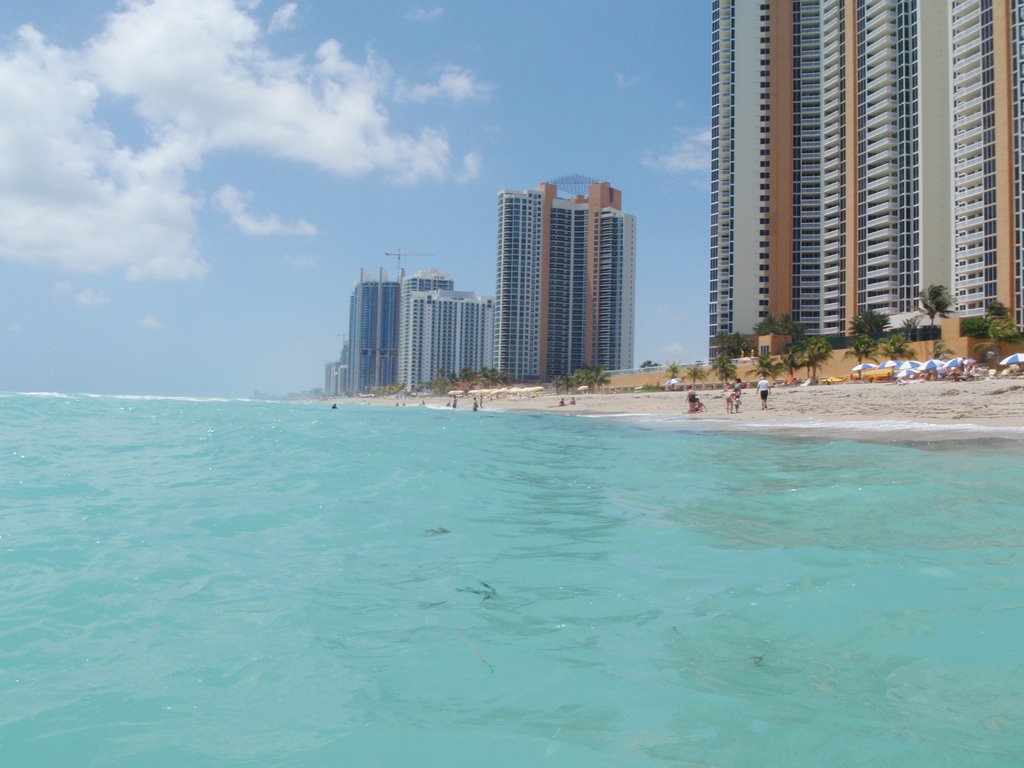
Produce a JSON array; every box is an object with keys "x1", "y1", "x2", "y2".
[
  {"x1": 138, "y1": 314, "x2": 164, "y2": 329},
  {"x1": 395, "y1": 64, "x2": 494, "y2": 103},
  {"x1": 75, "y1": 288, "x2": 110, "y2": 307},
  {"x1": 53, "y1": 281, "x2": 74, "y2": 295},
  {"x1": 0, "y1": 0, "x2": 474, "y2": 280},
  {"x1": 214, "y1": 185, "x2": 317, "y2": 236},
  {"x1": 404, "y1": 7, "x2": 444, "y2": 22},
  {"x1": 456, "y1": 151, "x2": 481, "y2": 183},
  {"x1": 268, "y1": 3, "x2": 298, "y2": 33},
  {"x1": 0, "y1": 26, "x2": 205, "y2": 280},
  {"x1": 644, "y1": 128, "x2": 712, "y2": 173}
]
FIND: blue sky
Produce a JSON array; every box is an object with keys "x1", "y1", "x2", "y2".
[{"x1": 0, "y1": 0, "x2": 711, "y2": 397}]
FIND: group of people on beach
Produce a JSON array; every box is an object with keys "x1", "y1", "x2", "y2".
[{"x1": 686, "y1": 375, "x2": 771, "y2": 415}]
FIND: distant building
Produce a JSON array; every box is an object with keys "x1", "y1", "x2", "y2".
[
  {"x1": 345, "y1": 269, "x2": 400, "y2": 394},
  {"x1": 494, "y1": 176, "x2": 636, "y2": 381},
  {"x1": 398, "y1": 269, "x2": 494, "y2": 390}
]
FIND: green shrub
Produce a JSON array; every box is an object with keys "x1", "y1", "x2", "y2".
[{"x1": 960, "y1": 317, "x2": 989, "y2": 338}]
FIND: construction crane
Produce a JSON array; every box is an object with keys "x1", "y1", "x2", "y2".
[{"x1": 385, "y1": 250, "x2": 433, "y2": 282}]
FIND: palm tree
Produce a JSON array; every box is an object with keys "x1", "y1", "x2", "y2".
[
  {"x1": 776, "y1": 313, "x2": 806, "y2": 341},
  {"x1": 553, "y1": 375, "x2": 572, "y2": 393},
  {"x1": 986, "y1": 300, "x2": 1010, "y2": 320},
  {"x1": 685, "y1": 364, "x2": 708, "y2": 387},
  {"x1": 458, "y1": 366, "x2": 478, "y2": 388},
  {"x1": 919, "y1": 284, "x2": 953, "y2": 328},
  {"x1": 930, "y1": 338, "x2": 955, "y2": 360},
  {"x1": 591, "y1": 366, "x2": 611, "y2": 392},
  {"x1": 843, "y1": 335, "x2": 879, "y2": 364},
  {"x1": 800, "y1": 337, "x2": 833, "y2": 383},
  {"x1": 849, "y1": 308, "x2": 891, "y2": 336},
  {"x1": 711, "y1": 355, "x2": 737, "y2": 386},
  {"x1": 975, "y1": 318, "x2": 1023, "y2": 366},
  {"x1": 714, "y1": 331, "x2": 750, "y2": 359},
  {"x1": 753, "y1": 313, "x2": 779, "y2": 335},
  {"x1": 900, "y1": 316, "x2": 921, "y2": 333},
  {"x1": 879, "y1": 333, "x2": 911, "y2": 360},
  {"x1": 782, "y1": 347, "x2": 803, "y2": 380},
  {"x1": 752, "y1": 354, "x2": 784, "y2": 381},
  {"x1": 571, "y1": 367, "x2": 591, "y2": 390},
  {"x1": 665, "y1": 361, "x2": 681, "y2": 379}
]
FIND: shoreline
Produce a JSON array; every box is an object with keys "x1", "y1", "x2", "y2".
[{"x1": 334, "y1": 377, "x2": 1024, "y2": 440}]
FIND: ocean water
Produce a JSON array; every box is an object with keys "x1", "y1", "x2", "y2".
[{"x1": 2, "y1": 392, "x2": 1023, "y2": 767}]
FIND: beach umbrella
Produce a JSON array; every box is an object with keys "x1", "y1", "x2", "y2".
[
  {"x1": 877, "y1": 359, "x2": 899, "y2": 369},
  {"x1": 942, "y1": 357, "x2": 964, "y2": 369},
  {"x1": 896, "y1": 360, "x2": 922, "y2": 371},
  {"x1": 851, "y1": 363, "x2": 876, "y2": 372},
  {"x1": 577, "y1": 385, "x2": 589, "y2": 392},
  {"x1": 895, "y1": 369, "x2": 917, "y2": 379},
  {"x1": 918, "y1": 359, "x2": 944, "y2": 371},
  {"x1": 999, "y1": 353, "x2": 1024, "y2": 366}
]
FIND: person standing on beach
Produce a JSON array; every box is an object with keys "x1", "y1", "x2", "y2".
[{"x1": 757, "y1": 375, "x2": 770, "y2": 410}]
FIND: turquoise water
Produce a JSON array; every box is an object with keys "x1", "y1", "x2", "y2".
[{"x1": 2, "y1": 392, "x2": 1023, "y2": 766}]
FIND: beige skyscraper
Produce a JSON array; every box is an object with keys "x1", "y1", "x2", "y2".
[
  {"x1": 710, "y1": 0, "x2": 964, "y2": 353},
  {"x1": 495, "y1": 177, "x2": 636, "y2": 381},
  {"x1": 950, "y1": 0, "x2": 1024, "y2": 324}
]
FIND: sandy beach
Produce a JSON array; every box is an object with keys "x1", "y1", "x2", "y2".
[{"x1": 348, "y1": 377, "x2": 1024, "y2": 435}]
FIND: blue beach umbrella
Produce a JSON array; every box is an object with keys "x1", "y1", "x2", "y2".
[
  {"x1": 877, "y1": 359, "x2": 899, "y2": 369},
  {"x1": 851, "y1": 363, "x2": 876, "y2": 372},
  {"x1": 942, "y1": 357, "x2": 964, "y2": 369},
  {"x1": 896, "y1": 360, "x2": 922, "y2": 371},
  {"x1": 918, "y1": 359, "x2": 944, "y2": 371},
  {"x1": 999, "y1": 353, "x2": 1024, "y2": 366}
]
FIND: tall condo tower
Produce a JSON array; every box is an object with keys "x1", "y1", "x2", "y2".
[
  {"x1": 950, "y1": 0, "x2": 1024, "y2": 324},
  {"x1": 397, "y1": 268, "x2": 495, "y2": 391},
  {"x1": 709, "y1": 0, "x2": 954, "y2": 352},
  {"x1": 345, "y1": 268, "x2": 400, "y2": 394},
  {"x1": 494, "y1": 177, "x2": 636, "y2": 381}
]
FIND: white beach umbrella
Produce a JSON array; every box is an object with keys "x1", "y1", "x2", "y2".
[
  {"x1": 876, "y1": 359, "x2": 899, "y2": 369},
  {"x1": 896, "y1": 360, "x2": 922, "y2": 371},
  {"x1": 942, "y1": 357, "x2": 964, "y2": 369},
  {"x1": 918, "y1": 359, "x2": 944, "y2": 371},
  {"x1": 577, "y1": 385, "x2": 589, "y2": 392},
  {"x1": 851, "y1": 363, "x2": 876, "y2": 372},
  {"x1": 999, "y1": 353, "x2": 1024, "y2": 366}
]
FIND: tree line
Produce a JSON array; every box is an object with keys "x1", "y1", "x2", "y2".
[{"x1": 709, "y1": 284, "x2": 1021, "y2": 385}]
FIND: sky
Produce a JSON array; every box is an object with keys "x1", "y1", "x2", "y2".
[{"x1": 0, "y1": 0, "x2": 712, "y2": 397}]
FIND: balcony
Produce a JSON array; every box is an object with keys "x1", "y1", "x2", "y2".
[
  {"x1": 955, "y1": 169, "x2": 984, "y2": 186},
  {"x1": 955, "y1": 198, "x2": 986, "y2": 216}
]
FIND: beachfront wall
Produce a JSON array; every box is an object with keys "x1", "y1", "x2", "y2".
[{"x1": 609, "y1": 318, "x2": 1024, "y2": 391}]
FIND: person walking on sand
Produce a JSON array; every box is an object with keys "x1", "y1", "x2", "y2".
[{"x1": 757, "y1": 374, "x2": 770, "y2": 410}]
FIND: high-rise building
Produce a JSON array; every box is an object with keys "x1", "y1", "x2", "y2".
[
  {"x1": 494, "y1": 177, "x2": 636, "y2": 381},
  {"x1": 950, "y1": 0, "x2": 1024, "y2": 324},
  {"x1": 709, "y1": 0, "x2": 957, "y2": 351},
  {"x1": 345, "y1": 268, "x2": 400, "y2": 394},
  {"x1": 397, "y1": 268, "x2": 494, "y2": 390}
]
